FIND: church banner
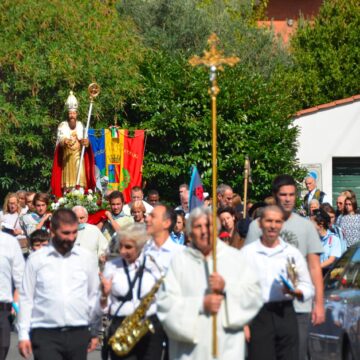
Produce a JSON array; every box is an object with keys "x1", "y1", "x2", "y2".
[{"x1": 99, "y1": 129, "x2": 145, "y2": 203}]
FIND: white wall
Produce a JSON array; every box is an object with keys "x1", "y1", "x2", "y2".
[{"x1": 294, "y1": 100, "x2": 360, "y2": 198}]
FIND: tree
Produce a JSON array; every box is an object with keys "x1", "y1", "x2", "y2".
[
  {"x1": 0, "y1": 0, "x2": 145, "y2": 197},
  {"x1": 291, "y1": 0, "x2": 360, "y2": 108},
  {"x1": 120, "y1": 0, "x2": 303, "y2": 201}
]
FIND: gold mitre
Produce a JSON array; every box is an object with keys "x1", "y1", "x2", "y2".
[{"x1": 65, "y1": 91, "x2": 78, "y2": 112}]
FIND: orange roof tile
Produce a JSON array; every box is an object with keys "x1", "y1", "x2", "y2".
[{"x1": 295, "y1": 95, "x2": 360, "y2": 118}]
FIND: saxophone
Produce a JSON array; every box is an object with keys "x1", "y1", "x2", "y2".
[{"x1": 108, "y1": 258, "x2": 164, "y2": 356}]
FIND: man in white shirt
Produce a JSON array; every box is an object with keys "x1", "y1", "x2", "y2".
[
  {"x1": 123, "y1": 186, "x2": 153, "y2": 216},
  {"x1": 0, "y1": 232, "x2": 25, "y2": 360},
  {"x1": 18, "y1": 208, "x2": 99, "y2": 360},
  {"x1": 245, "y1": 174, "x2": 324, "y2": 360},
  {"x1": 157, "y1": 206, "x2": 263, "y2": 360},
  {"x1": 72, "y1": 205, "x2": 108, "y2": 262},
  {"x1": 144, "y1": 204, "x2": 183, "y2": 273},
  {"x1": 242, "y1": 205, "x2": 313, "y2": 360}
]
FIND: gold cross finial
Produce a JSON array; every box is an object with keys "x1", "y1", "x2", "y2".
[
  {"x1": 189, "y1": 33, "x2": 240, "y2": 71},
  {"x1": 189, "y1": 33, "x2": 239, "y2": 96}
]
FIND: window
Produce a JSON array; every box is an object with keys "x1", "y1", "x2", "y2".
[{"x1": 325, "y1": 247, "x2": 358, "y2": 290}]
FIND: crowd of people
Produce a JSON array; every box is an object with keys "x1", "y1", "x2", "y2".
[{"x1": 0, "y1": 173, "x2": 357, "y2": 360}]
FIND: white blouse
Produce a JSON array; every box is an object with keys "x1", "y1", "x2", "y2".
[{"x1": 98, "y1": 253, "x2": 161, "y2": 317}]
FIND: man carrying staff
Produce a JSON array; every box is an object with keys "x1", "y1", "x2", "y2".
[
  {"x1": 18, "y1": 209, "x2": 99, "y2": 360},
  {"x1": 157, "y1": 206, "x2": 263, "y2": 359}
]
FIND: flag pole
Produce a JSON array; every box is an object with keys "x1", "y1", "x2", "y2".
[
  {"x1": 243, "y1": 156, "x2": 250, "y2": 218},
  {"x1": 76, "y1": 83, "x2": 100, "y2": 187},
  {"x1": 189, "y1": 34, "x2": 239, "y2": 359}
]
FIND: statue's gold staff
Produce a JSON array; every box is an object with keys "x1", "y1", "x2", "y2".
[
  {"x1": 189, "y1": 33, "x2": 239, "y2": 359},
  {"x1": 76, "y1": 83, "x2": 100, "y2": 187}
]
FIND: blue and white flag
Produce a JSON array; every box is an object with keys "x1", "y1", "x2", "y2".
[{"x1": 189, "y1": 166, "x2": 204, "y2": 212}]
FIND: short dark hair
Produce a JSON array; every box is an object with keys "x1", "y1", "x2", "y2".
[
  {"x1": 157, "y1": 204, "x2": 176, "y2": 231},
  {"x1": 51, "y1": 208, "x2": 78, "y2": 231},
  {"x1": 33, "y1": 192, "x2": 50, "y2": 206},
  {"x1": 108, "y1": 191, "x2": 124, "y2": 203},
  {"x1": 272, "y1": 175, "x2": 297, "y2": 195},
  {"x1": 217, "y1": 206, "x2": 235, "y2": 217},
  {"x1": 148, "y1": 189, "x2": 159, "y2": 197},
  {"x1": 312, "y1": 208, "x2": 331, "y2": 230},
  {"x1": 29, "y1": 229, "x2": 50, "y2": 246},
  {"x1": 320, "y1": 203, "x2": 335, "y2": 215}
]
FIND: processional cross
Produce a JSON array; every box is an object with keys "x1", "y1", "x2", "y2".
[{"x1": 189, "y1": 33, "x2": 239, "y2": 358}]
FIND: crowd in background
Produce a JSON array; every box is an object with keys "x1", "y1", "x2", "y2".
[{"x1": 0, "y1": 175, "x2": 358, "y2": 360}]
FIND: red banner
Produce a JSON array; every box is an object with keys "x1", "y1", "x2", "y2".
[{"x1": 122, "y1": 130, "x2": 145, "y2": 202}]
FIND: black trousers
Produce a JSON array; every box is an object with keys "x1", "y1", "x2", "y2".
[
  {"x1": 108, "y1": 315, "x2": 167, "y2": 360},
  {"x1": 31, "y1": 326, "x2": 91, "y2": 360},
  {"x1": 0, "y1": 309, "x2": 11, "y2": 360},
  {"x1": 248, "y1": 301, "x2": 299, "y2": 360},
  {"x1": 297, "y1": 312, "x2": 311, "y2": 360}
]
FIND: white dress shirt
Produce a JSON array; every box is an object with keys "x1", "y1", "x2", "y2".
[
  {"x1": 18, "y1": 244, "x2": 99, "y2": 341},
  {"x1": 0, "y1": 232, "x2": 25, "y2": 302},
  {"x1": 143, "y1": 236, "x2": 183, "y2": 274},
  {"x1": 97, "y1": 253, "x2": 160, "y2": 317},
  {"x1": 241, "y1": 238, "x2": 314, "y2": 303}
]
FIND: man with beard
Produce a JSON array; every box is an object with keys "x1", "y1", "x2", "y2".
[
  {"x1": 50, "y1": 91, "x2": 96, "y2": 197},
  {"x1": 18, "y1": 209, "x2": 99, "y2": 360}
]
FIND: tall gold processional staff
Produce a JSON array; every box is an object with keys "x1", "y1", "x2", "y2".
[{"x1": 189, "y1": 33, "x2": 239, "y2": 358}]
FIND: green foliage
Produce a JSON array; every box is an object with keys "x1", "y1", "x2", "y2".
[
  {"x1": 0, "y1": 0, "x2": 145, "y2": 197},
  {"x1": 119, "y1": 0, "x2": 303, "y2": 201},
  {"x1": 128, "y1": 51, "x2": 302, "y2": 201},
  {"x1": 291, "y1": 0, "x2": 360, "y2": 108},
  {"x1": 0, "y1": 0, "x2": 307, "y2": 203}
]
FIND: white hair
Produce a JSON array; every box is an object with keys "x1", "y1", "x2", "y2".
[
  {"x1": 114, "y1": 223, "x2": 148, "y2": 252},
  {"x1": 185, "y1": 206, "x2": 212, "y2": 237},
  {"x1": 216, "y1": 184, "x2": 233, "y2": 195},
  {"x1": 72, "y1": 205, "x2": 88, "y2": 216},
  {"x1": 310, "y1": 199, "x2": 320, "y2": 207}
]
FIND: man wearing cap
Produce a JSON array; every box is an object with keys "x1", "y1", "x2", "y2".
[{"x1": 50, "y1": 91, "x2": 96, "y2": 197}]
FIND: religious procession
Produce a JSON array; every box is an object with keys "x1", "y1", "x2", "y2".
[{"x1": 1, "y1": 1, "x2": 360, "y2": 360}]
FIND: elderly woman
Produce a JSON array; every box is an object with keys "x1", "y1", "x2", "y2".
[
  {"x1": 130, "y1": 200, "x2": 146, "y2": 223},
  {"x1": 309, "y1": 199, "x2": 320, "y2": 217},
  {"x1": 98, "y1": 223, "x2": 166, "y2": 360}
]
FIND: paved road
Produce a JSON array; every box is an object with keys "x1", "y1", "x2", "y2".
[{"x1": 8, "y1": 332, "x2": 101, "y2": 360}]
